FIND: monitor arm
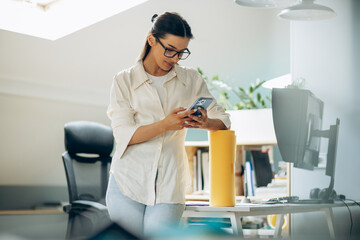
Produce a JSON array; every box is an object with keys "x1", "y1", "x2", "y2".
[{"x1": 312, "y1": 119, "x2": 340, "y2": 201}]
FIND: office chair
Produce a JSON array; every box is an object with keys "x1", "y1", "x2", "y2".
[{"x1": 62, "y1": 120, "x2": 114, "y2": 239}]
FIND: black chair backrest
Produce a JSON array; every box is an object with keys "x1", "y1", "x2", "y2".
[{"x1": 62, "y1": 121, "x2": 114, "y2": 203}]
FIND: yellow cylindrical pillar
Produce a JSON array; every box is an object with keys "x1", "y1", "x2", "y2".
[{"x1": 209, "y1": 130, "x2": 236, "y2": 207}]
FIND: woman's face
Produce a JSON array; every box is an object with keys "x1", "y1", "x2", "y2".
[{"x1": 148, "y1": 34, "x2": 190, "y2": 72}]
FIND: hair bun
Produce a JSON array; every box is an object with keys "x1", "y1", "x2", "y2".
[{"x1": 151, "y1": 14, "x2": 158, "y2": 23}]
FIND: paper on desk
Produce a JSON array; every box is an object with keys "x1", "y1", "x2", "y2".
[{"x1": 186, "y1": 201, "x2": 210, "y2": 206}]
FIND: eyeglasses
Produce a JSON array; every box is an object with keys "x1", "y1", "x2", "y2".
[{"x1": 155, "y1": 36, "x2": 191, "y2": 60}]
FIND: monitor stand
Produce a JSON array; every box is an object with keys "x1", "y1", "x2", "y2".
[{"x1": 288, "y1": 119, "x2": 340, "y2": 205}]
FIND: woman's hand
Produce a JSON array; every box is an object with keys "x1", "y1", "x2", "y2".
[
  {"x1": 161, "y1": 107, "x2": 197, "y2": 131},
  {"x1": 186, "y1": 108, "x2": 228, "y2": 130},
  {"x1": 185, "y1": 107, "x2": 209, "y2": 129}
]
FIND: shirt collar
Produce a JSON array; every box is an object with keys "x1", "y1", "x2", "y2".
[
  {"x1": 132, "y1": 60, "x2": 149, "y2": 90},
  {"x1": 172, "y1": 64, "x2": 187, "y2": 86},
  {"x1": 132, "y1": 60, "x2": 187, "y2": 90}
]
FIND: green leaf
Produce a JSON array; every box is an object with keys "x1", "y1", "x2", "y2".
[
  {"x1": 236, "y1": 103, "x2": 244, "y2": 110},
  {"x1": 239, "y1": 87, "x2": 246, "y2": 93},
  {"x1": 254, "y1": 80, "x2": 266, "y2": 91},
  {"x1": 220, "y1": 90, "x2": 229, "y2": 99},
  {"x1": 250, "y1": 99, "x2": 257, "y2": 108},
  {"x1": 261, "y1": 100, "x2": 266, "y2": 108},
  {"x1": 249, "y1": 85, "x2": 254, "y2": 94},
  {"x1": 211, "y1": 75, "x2": 219, "y2": 81}
]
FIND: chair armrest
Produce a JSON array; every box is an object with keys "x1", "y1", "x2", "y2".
[{"x1": 63, "y1": 200, "x2": 107, "y2": 213}]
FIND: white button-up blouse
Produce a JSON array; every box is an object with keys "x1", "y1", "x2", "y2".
[{"x1": 107, "y1": 60, "x2": 230, "y2": 206}]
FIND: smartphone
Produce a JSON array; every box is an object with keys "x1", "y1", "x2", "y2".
[{"x1": 185, "y1": 97, "x2": 213, "y2": 118}]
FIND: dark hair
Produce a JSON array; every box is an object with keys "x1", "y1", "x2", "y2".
[{"x1": 139, "y1": 12, "x2": 193, "y2": 61}]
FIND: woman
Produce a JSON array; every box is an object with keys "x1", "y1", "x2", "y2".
[{"x1": 106, "y1": 12, "x2": 230, "y2": 236}]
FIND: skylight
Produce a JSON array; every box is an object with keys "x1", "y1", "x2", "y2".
[{"x1": 0, "y1": 0, "x2": 148, "y2": 40}]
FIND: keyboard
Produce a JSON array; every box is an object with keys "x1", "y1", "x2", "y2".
[{"x1": 288, "y1": 199, "x2": 334, "y2": 204}]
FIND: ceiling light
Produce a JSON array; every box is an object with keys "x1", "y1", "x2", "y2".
[
  {"x1": 234, "y1": 0, "x2": 298, "y2": 8},
  {"x1": 278, "y1": 0, "x2": 336, "y2": 21}
]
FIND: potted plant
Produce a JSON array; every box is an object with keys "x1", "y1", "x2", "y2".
[
  {"x1": 198, "y1": 68, "x2": 276, "y2": 145},
  {"x1": 197, "y1": 67, "x2": 271, "y2": 111}
]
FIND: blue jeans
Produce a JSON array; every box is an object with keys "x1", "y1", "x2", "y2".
[{"x1": 105, "y1": 173, "x2": 185, "y2": 237}]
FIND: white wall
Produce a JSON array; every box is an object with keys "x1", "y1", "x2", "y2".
[
  {"x1": 0, "y1": 0, "x2": 290, "y2": 188},
  {"x1": 290, "y1": 0, "x2": 360, "y2": 238}
]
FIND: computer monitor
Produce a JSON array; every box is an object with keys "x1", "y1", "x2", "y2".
[{"x1": 272, "y1": 88, "x2": 340, "y2": 203}]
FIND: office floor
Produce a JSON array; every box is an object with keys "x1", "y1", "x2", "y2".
[
  {"x1": 0, "y1": 212, "x2": 68, "y2": 239},
  {"x1": 0, "y1": 208, "x2": 113, "y2": 240}
]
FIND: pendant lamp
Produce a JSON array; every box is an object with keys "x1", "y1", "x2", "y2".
[{"x1": 278, "y1": 0, "x2": 336, "y2": 21}]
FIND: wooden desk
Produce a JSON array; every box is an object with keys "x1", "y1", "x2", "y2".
[{"x1": 182, "y1": 201, "x2": 357, "y2": 239}]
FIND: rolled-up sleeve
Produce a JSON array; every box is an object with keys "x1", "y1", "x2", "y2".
[
  {"x1": 193, "y1": 72, "x2": 231, "y2": 129},
  {"x1": 107, "y1": 75, "x2": 139, "y2": 159}
]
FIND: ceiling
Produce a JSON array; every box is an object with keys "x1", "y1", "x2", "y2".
[{"x1": 0, "y1": 0, "x2": 149, "y2": 40}]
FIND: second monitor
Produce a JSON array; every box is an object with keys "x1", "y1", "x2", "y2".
[{"x1": 272, "y1": 88, "x2": 340, "y2": 203}]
